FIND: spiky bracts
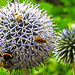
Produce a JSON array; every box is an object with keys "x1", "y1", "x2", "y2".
[
  {"x1": 54, "y1": 27, "x2": 75, "y2": 65},
  {"x1": 0, "y1": 0, "x2": 55, "y2": 72}
]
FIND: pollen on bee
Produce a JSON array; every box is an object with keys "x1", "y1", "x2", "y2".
[
  {"x1": 34, "y1": 36, "x2": 47, "y2": 43},
  {"x1": 13, "y1": 12, "x2": 22, "y2": 22}
]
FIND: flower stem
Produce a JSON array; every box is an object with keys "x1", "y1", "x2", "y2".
[
  {"x1": 73, "y1": 63, "x2": 75, "y2": 75},
  {"x1": 23, "y1": 67, "x2": 29, "y2": 75}
]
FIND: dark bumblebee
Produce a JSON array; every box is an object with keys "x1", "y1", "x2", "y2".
[{"x1": 1, "y1": 51, "x2": 13, "y2": 69}]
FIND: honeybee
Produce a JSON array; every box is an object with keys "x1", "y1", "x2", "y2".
[
  {"x1": 1, "y1": 51, "x2": 13, "y2": 69},
  {"x1": 34, "y1": 36, "x2": 47, "y2": 43},
  {"x1": 13, "y1": 12, "x2": 22, "y2": 22}
]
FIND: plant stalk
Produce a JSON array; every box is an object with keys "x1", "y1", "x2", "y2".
[
  {"x1": 73, "y1": 63, "x2": 75, "y2": 75},
  {"x1": 23, "y1": 67, "x2": 29, "y2": 75}
]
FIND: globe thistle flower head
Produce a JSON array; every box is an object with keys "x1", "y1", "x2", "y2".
[
  {"x1": 54, "y1": 27, "x2": 75, "y2": 65},
  {"x1": 0, "y1": 0, "x2": 55, "y2": 73}
]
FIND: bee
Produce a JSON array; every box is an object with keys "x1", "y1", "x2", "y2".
[
  {"x1": 34, "y1": 36, "x2": 47, "y2": 43},
  {"x1": 1, "y1": 51, "x2": 13, "y2": 69},
  {"x1": 13, "y1": 12, "x2": 22, "y2": 22}
]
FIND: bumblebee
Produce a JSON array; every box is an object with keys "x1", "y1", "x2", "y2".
[
  {"x1": 1, "y1": 51, "x2": 13, "y2": 69},
  {"x1": 34, "y1": 36, "x2": 47, "y2": 43},
  {"x1": 13, "y1": 12, "x2": 22, "y2": 22}
]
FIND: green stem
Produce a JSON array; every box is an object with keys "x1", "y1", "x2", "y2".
[
  {"x1": 73, "y1": 63, "x2": 75, "y2": 75},
  {"x1": 23, "y1": 67, "x2": 29, "y2": 75}
]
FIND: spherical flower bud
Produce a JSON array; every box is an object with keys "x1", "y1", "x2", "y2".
[
  {"x1": 54, "y1": 27, "x2": 75, "y2": 65},
  {"x1": 0, "y1": 0, "x2": 55, "y2": 73}
]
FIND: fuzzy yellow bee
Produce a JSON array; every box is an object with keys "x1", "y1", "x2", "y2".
[
  {"x1": 34, "y1": 36, "x2": 47, "y2": 43},
  {"x1": 13, "y1": 12, "x2": 22, "y2": 22}
]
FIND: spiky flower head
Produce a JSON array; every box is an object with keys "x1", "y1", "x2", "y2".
[
  {"x1": 54, "y1": 27, "x2": 75, "y2": 65},
  {"x1": 0, "y1": 0, "x2": 55, "y2": 72}
]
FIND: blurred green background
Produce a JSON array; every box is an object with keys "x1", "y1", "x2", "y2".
[{"x1": 0, "y1": 0, "x2": 75, "y2": 75}]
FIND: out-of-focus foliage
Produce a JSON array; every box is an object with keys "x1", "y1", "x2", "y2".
[
  {"x1": 0, "y1": 0, "x2": 75, "y2": 75},
  {"x1": 41, "y1": 0, "x2": 75, "y2": 30}
]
